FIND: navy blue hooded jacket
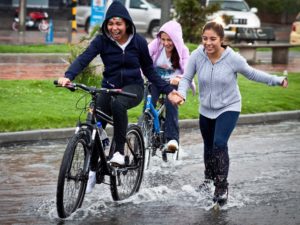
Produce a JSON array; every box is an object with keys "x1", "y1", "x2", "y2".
[{"x1": 65, "y1": 1, "x2": 173, "y2": 94}]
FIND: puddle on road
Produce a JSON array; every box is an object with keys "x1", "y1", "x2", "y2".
[{"x1": 0, "y1": 121, "x2": 300, "y2": 225}]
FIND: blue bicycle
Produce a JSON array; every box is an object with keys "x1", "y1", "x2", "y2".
[{"x1": 138, "y1": 81, "x2": 179, "y2": 169}]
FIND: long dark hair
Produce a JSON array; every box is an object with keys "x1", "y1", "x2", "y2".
[
  {"x1": 159, "y1": 32, "x2": 180, "y2": 70},
  {"x1": 170, "y1": 48, "x2": 180, "y2": 70}
]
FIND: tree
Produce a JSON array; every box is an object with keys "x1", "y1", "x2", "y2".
[
  {"x1": 247, "y1": 0, "x2": 300, "y2": 23},
  {"x1": 173, "y1": 0, "x2": 219, "y2": 43}
]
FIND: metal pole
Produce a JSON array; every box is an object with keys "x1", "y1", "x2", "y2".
[
  {"x1": 160, "y1": 0, "x2": 171, "y2": 26},
  {"x1": 71, "y1": 0, "x2": 77, "y2": 31},
  {"x1": 19, "y1": 0, "x2": 26, "y2": 33}
]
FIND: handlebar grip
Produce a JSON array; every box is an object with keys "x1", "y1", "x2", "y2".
[{"x1": 53, "y1": 80, "x2": 76, "y2": 91}]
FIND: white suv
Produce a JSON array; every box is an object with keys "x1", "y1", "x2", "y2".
[
  {"x1": 76, "y1": 0, "x2": 161, "y2": 38},
  {"x1": 207, "y1": 0, "x2": 261, "y2": 39}
]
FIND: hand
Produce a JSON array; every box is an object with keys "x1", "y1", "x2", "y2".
[
  {"x1": 58, "y1": 77, "x2": 71, "y2": 86},
  {"x1": 170, "y1": 76, "x2": 181, "y2": 86},
  {"x1": 281, "y1": 78, "x2": 288, "y2": 88},
  {"x1": 168, "y1": 90, "x2": 185, "y2": 105}
]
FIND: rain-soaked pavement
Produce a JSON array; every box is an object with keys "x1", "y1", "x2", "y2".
[{"x1": 0, "y1": 120, "x2": 299, "y2": 225}]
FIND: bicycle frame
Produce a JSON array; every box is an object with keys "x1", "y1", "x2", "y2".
[
  {"x1": 81, "y1": 99, "x2": 141, "y2": 175},
  {"x1": 55, "y1": 81, "x2": 146, "y2": 217},
  {"x1": 56, "y1": 81, "x2": 141, "y2": 173},
  {"x1": 144, "y1": 94, "x2": 165, "y2": 134}
]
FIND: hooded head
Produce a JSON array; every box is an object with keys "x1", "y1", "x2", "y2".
[
  {"x1": 102, "y1": 1, "x2": 136, "y2": 37},
  {"x1": 157, "y1": 20, "x2": 184, "y2": 55}
]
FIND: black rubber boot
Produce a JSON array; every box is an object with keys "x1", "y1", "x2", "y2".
[
  {"x1": 199, "y1": 146, "x2": 215, "y2": 193},
  {"x1": 213, "y1": 175, "x2": 228, "y2": 204},
  {"x1": 212, "y1": 146, "x2": 229, "y2": 204},
  {"x1": 204, "y1": 146, "x2": 215, "y2": 180}
]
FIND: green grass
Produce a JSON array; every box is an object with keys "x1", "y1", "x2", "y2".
[
  {"x1": 0, "y1": 44, "x2": 70, "y2": 53},
  {"x1": 1, "y1": 74, "x2": 299, "y2": 132},
  {"x1": 1, "y1": 43, "x2": 300, "y2": 54}
]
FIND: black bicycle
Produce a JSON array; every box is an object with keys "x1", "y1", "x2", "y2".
[
  {"x1": 54, "y1": 81, "x2": 145, "y2": 218},
  {"x1": 138, "y1": 81, "x2": 179, "y2": 169}
]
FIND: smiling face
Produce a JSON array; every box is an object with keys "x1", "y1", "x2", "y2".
[
  {"x1": 160, "y1": 32, "x2": 175, "y2": 56},
  {"x1": 202, "y1": 28, "x2": 223, "y2": 56},
  {"x1": 107, "y1": 17, "x2": 128, "y2": 44}
]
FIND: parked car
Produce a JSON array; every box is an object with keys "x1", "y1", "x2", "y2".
[
  {"x1": 76, "y1": 0, "x2": 161, "y2": 38},
  {"x1": 206, "y1": 0, "x2": 261, "y2": 39},
  {"x1": 290, "y1": 12, "x2": 300, "y2": 44}
]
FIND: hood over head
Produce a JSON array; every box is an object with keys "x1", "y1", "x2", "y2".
[
  {"x1": 102, "y1": 1, "x2": 136, "y2": 37},
  {"x1": 158, "y1": 20, "x2": 184, "y2": 57}
]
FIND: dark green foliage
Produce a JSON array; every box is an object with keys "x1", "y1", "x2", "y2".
[
  {"x1": 67, "y1": 25, "x2": 103, "y2": 86},
  {"x1": 173, "y1": 0, "x2": 219, "y2": 43},
  {"x1": 247, "y1": 0, "x2": 300, "y2": 14}
]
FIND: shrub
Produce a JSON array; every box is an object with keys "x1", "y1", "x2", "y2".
[
  {"x1": 67, "y1": 25, "x2": 103, "y2": 86},
  {"x1": 173, "y1": 0, "x2": 219, "y2": 43}
]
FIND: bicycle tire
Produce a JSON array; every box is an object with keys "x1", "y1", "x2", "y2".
[
  {"x1": 139, "y1": 112, "x2": 153, "y2": 169},
  {"x1": 110, "y1": 124, "x2": 145, "y2": 200},
  {"x1": 56, "y1": 130, "x2": 90, "y2": 218}
]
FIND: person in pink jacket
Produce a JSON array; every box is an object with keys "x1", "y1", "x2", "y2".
[{"x1": 148, "y1": 20, "x2": 196, "y2": 152}]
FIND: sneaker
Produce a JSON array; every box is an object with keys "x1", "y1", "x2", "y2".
[
  {"x1": 167, "y1": 140, "x2": 178, "y2": 153},
  {"x1": 110, "y1": 152, "x2": 125, "y2": 166},
  {"x1": 86, "y1": 171, "x2": 96, "y2": 194},
  {"x1": 213, "y1": 185, "x2": 228, "y2": 204},
  {"x1": 198, "y1": 179, "x2": 214, "y2": 193}
]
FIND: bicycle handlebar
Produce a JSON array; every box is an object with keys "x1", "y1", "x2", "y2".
[{"x1": 53, "y1": 80, "x2": 137, "y2": 99}]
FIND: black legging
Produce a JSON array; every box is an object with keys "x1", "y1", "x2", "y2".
[
  {"x1": 90, "y1": 84, "x2": 144, "y2": 170},
  {"x1": 199, "y1": 111, "x2": 239, "y2": 182}
]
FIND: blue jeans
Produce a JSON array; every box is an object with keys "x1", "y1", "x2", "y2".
[
  {"x1": 151, "y1": 84, "x2": 179, "y2": 143},
  {"x1": 199, "y1": 111, "x2": 239, "y2": 181}
]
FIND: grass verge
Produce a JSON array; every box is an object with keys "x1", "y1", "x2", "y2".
[{"x1": 1, "y1": 73, "x2": 299, "y2": 132}]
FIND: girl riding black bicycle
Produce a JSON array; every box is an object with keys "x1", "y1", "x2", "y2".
[{"x1": 57, "y1": 1, "x2": 174, "y2": 194}]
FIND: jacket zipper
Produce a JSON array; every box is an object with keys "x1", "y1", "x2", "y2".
[
  {"x1": 121, "y1": 50, "x2": 125, "y2": 86},
  {"x1": 210, "y1": 66, "x2": 214, "y2": 109}
]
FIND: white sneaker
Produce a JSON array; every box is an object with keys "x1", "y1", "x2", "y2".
[
  {"x1": 167, "y1": 140, "x2": 179, "y2": 153},
  {"x1": 86, "y1": 171, "x2": 96, "y2": 194},
  {"x1": 110, "y1": 152, "x2": 125, "y2": 166}
]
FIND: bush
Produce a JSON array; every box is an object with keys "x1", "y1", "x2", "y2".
[
  {"x1": 247, "y1": 0, "x2": 300, "y2": 14},
  {"x1": 173, "y1": 0, "x2": 219, "y2": 43},
  {"x1": 67, "y1": 25, "x2": 103, "y2": 86}
]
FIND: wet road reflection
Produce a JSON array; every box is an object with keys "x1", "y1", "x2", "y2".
[{"x1": 0, "y1": 121, "x2": 299, "y2": 225}]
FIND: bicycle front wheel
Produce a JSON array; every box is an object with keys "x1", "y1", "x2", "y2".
[
  {"x1": 110, "y1": 124, "x2": 145, "y2": 200},
  {"x1": 56, "y1": 130, "x2": 90, "y2": 218}
]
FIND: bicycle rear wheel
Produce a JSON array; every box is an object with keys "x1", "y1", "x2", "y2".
[
  {"x1": 110, "y1": 124, "x2": 145, "y2": 200},
  {"x1": 56, "y1": 130, "x2": 90, "y2": 218},
  {"x1": 139, "y1": 112, "x2": 154, "y2": 169}
]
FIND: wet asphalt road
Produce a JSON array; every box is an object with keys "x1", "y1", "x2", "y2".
[{"x1": 0, "y1": 120, "x2": 299, "y2": 225}]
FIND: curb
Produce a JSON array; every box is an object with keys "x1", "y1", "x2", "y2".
[{"x1": 0, "y1": 110, "x2": 299, "y2": 146}]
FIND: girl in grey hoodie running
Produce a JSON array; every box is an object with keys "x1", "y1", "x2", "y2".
[{"x1": 169, "y1": 21, "x2": 288, "y2": 204}]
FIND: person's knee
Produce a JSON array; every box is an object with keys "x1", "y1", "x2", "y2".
[
  {"x1": 111, "y1": 98, "x2": 126, "y2": 111},
  {"x1": 213, "y1": 143, "x2": 228, "y2": 151}
]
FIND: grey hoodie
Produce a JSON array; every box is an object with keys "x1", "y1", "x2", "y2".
[{"x1": 178, "y1": 45, "x2": 285, "y2": 119}]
